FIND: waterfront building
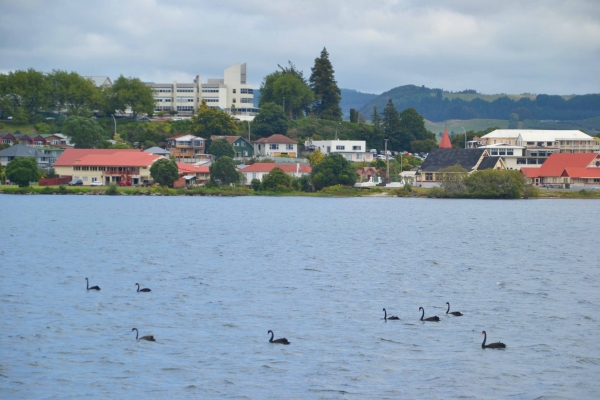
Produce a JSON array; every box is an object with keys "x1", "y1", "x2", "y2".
[
  {"x1": 54, "y1": 149, "x2": 162, "y2": 186},
  {"x1": 240, "y1": 162, "x2": 311, "y2": 184},
  {"x1": 520, "y1": 153, "x2": 600, "y2": 188},
  {"x1": 415, "y1": 148, "x2": 505, "y2": 187},
  {"x1": 305, "y1": 139, "x2": 373, "y2": 162}
]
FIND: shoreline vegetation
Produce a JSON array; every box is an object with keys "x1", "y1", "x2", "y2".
[{"x1": 1, "y1": 184, "x2": 599, "y2": 199}]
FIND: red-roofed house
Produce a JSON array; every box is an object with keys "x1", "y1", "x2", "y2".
[
  {"x1": 520, "y1": 153, "x2": 600, "y2": 188},
  {"x1": 253, "y1": 134, "x2": 298, "y2": 158},
  {"x1": 240, "y1": 162, "x2": 311, "y2": 184},
  {"x1": 54, "y1": 149, "x2": 164, "y2": 186},
  {"x1": 176, "y1": 162, "x2": 210, "y2": 185}
]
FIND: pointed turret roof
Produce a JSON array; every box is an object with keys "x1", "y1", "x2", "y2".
[{"x1": 439, "y1": 127, "x2": 452, "y2": 148}]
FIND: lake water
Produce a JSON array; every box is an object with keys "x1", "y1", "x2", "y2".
[{"x1": 1, "y1": 195, "x2": 600, "y2": 399}]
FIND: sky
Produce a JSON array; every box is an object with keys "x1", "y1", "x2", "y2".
[{"x1": 1, "y1": 0, "x2": 599, "y2": 95}]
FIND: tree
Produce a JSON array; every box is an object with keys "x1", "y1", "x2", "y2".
[
  {"x1": 273, "y1": 73, "x2": 314, "y2": 118},
  {"x1": 191, "y1": 100, "x2": 238, "y2": 138},
  {"x1": 465, "y1": 169, "x2": 525, "y2": 199},
  {"x1": 150, "y1": 158, "x2": 179, "y2": 187},
  {"x1": 62, "y1": 116, "x2": 105, "y2": 148},
  {"x1": 208, "y1": 138, "x2": 235, "y2": 159},
  {"x1": 251, "y1": 178, "x2": 261, "y2": 191},
  {"x1": 47, "y1": 70, "x2": 101, "y2": 116},
  {"x1": 350, "y1": 108, "x2": 358, "y2": 123},
  {"x1": 382, "y1": 99, "x2": 402, "y2": 149},
  {"x1": 307, "y1": 147, "x2": 324, "y2": 166},
  {"x1": 508, "y1": 113, "x2": 519, "y2": 129},
  {"x1": 209, "y1": 156, "x2": 240, "y2": 185},
  {"x1": 399, "y1": 108, "x2": 430, "y2": 150},
  {"x1": 0, "y1": 69, "x2": 51, "y2": 120},
  {"x1": 439, "y1": 164, "x2": 468, "y2": 196},
  {"x1": 309, "y1": 48, "x2": 342, "y2": 121},
  {"x1": 252, "y1": 102, "x2": 288, "y2": 138},
  {"x1": 410, "y1": 139, "x2": 438, "y2": 153},
  {"x1": 311, "y1": 153, "x2": 356, "y2": 190},
  {"x1": 262, "y1": 167, "x2": 292, "y2": 191},
  {"x1": 105, "y1": 75, "x2": 155, "y2": 118},
  {"x1": 5, "y1": 157, "x2": 42, "y2": 187}
]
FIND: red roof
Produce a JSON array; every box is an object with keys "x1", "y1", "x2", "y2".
[
  {"x1": 54, "y1": 149, "x2": 160, "y2": 167},
  {"x1": 177, "y1": 162, "x2": 210, "y2": 174},
  {"x1": 535, "y1": 153, "x2": 599, "y2": 177},
  {"x1": 519, "y1": 167, "x2": 540, "y2": 178},
  {"x1": 240, "y1": 163, "x2": 311, "y2": 173},
  {"x1": 254, "y1": 134, "x2": 297, "y2": 144},
  {"x1": 562, "y1": 167, "x2": 600, "y2": 178},
  {"x1": 439, "y1": 128, "x2": 452, "y2": 149}
]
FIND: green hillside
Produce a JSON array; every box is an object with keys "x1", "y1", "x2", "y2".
[
  {"x1": 425, "y1": 119, "x2": 508, "y2": 135},
  {"x1": 340, "y1": 88, "x2": 378, "y2": 119}
]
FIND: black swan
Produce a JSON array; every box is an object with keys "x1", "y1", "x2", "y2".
[
  {"x1": 132, "y1": 328, "x2": 155, "y2": 341},
  {"x1": 136, "y1": 283, "x2": 151, "y2": 292},
  {"x1": 419, "y1": 307, "x2": 439, "y2": 322},
  {"x1": 445, "y1": 302, "x2": 463, "y2": 316},
  {"x1": 481, "y1": 331, "x2": 505, "y2": 349},
  {"x1": 85, "y1": 278, "x2": 100, "y2": 291},
  {"x1": 383, "y1": 308, "x2": 399, "y2": 320},
  {"x1": 268, "y1": 330, "x2": 290, "y2": 345}
]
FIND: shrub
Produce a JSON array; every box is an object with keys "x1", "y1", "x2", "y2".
[
  {"x1": 251, "y1": 178, "x2": 261, "y2": 191},
  {"x1": 58, "y1": 185, "x2": 68, "y2": 194},
  {"x1": 522, "y1": 184, "x2": 540, "y2": 199},
  {"x1": 106, "y1": 183, "x2": 119, "y2": 195},
  {"x1": 427, "y1": 187, "x2": 447, "y2": 198}
]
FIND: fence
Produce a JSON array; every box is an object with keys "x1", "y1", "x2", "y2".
[{"x1": 38, "y1": 176, "x2": 72, "y2": 186}]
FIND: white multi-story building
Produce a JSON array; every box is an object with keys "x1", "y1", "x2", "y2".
[
  {"x1": 305, "y1": 139, "x2": 374, "y2": 162},
  {"x1": 146, "y1": 63, "x2": 258, "y2": 119}
]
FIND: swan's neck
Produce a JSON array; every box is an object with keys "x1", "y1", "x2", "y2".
[
  {"x1": 134, "y1": 329, "x2": 138, "y2": 340},
  {"x1": 136, "y1": 284, "x2": 139, "y2": 292},
  {"x1": 269, "y1": 332, "x2": 274, "y2": 342},
  {"x1": 482, "y1": 333, "x2": 486, "y2": 347},
  {"x1": 86, "y1": 279, "x2": 89, "y2": 290},
  {"x1": 384, "y1": 309, "x2": 387, "y2": 320},
  {"x1": 420, "y1": 308, "x2": 424, "y2": 320}
]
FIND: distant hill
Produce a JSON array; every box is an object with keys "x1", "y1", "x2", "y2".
[
  {"x1": 358, "y1": 85, "x2": 600, "y2": 123},
  {"x1": 340, "y1": 89, "x2": 378, "y2": 119}
]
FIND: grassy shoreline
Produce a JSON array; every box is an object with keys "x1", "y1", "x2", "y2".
[{"x1": 1, "y1": 185, "x2": 599, "y2": 199}]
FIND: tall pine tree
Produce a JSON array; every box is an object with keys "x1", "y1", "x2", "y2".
[
  {"x1": 309, "y1": 48, "x2": 342, "y2": 121},
  {"x1": 382, "y1": 99, "x2": 402, "y2": 150}
]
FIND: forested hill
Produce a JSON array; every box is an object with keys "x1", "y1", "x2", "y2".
[
  {"x1": 339, "y1": 89, "x2": 378, "y2": 118},
  {"x1": 357, "y1": 85, "x2": 600, "y2": 122}
]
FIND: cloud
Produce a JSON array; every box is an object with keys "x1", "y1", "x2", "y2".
[{"x1": 0, "y1": 0, "x2": 598, "y2": 95}]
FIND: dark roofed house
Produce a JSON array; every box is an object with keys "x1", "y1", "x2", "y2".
[
  {"x1": 0, "y1": 144, "x2": 47, "y2": 167},
  {"x1": 210, "y1": 135, "x2": 254, "y2": 158},
  {"x1": 416, "y1": 148, "x2": 505, "y2": 187}
]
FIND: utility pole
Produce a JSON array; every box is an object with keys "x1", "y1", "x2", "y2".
[
  {"x1": 111, "y1": 114, "x2": 117, "y2": 137},
  {"x1": 462, "y1": 127, "x2": 467, "y2": 149},
  {"x1": 384, "y1": 139, "x2": 390, "y2": 183}
]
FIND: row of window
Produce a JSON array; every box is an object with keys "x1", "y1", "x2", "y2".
[
  {"x1": 155, "y1": 98, "x2": 171, "y2": 102},
  {"x1": 177, "y1": 97, "x2": 194, "y2": 103},
  {"x1": 240, "y1": 98, "x2": 253, "y2": 103},
  {"x1": 334, "y1": 145, "x2": 363, "y2": 151},
  {"x1": 177, "y1": 88, "x2": 194, "y2": 93},
  {"x1": 526, "y1": 141, "x2": 554, "y2": 146},
  {"x1": 516, "y1": 158, "x2": 547, "y2": 164},
  {"x1": 154, "y1": 88, "x2": 171, "y2": 93},
  {"x1": 155, "y1": 106, "x2": 172, "y2": 111},
  {"x1": 269, "y1": 144, "x2": 295, "y2": 150},
  {"x1": 205, "y1": 98, "x2": 219, "y2": 102},
  {"x1": 73, "y1": 166, "x2": 140, "y2": 171},
  {"x1": 202, "y1": 88, "x2": 219, "y2": 93},
  {"x1": 489, "y1": 149, "x2": 514, "y2": 156},
  {"x1": 177, "y1": 106, "x2": 194, "y2": 112},
  {"x1": 240, "y1": 88, "x2": 253, "y2": 94}
]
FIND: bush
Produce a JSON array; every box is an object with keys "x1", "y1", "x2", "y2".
[
  {"x1": 262, "y1": 167, "x2": 292, "y2": 191},
  {"x1": 427, "y1": 187, "x2": 447, "y2": 198},
  {"x1": 522, "y1": 184, "x2": 540, "y2": 199},
  {"x1": 251, "y1": 178, "x2": 261, "y2": 191},
  {"x1": 105, "y1": 183, "x2": 119, "y2": 195},
  {"x1": 58, "y1": 185, "x2": 68, "y2": 194}
]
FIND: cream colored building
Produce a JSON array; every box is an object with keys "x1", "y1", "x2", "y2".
[
  {"x1": 147, "y1": 63, "x2": 257, "y2": 119},
  {"x1": 54, "y1": 149, "x2": 163, "y2": 186}
]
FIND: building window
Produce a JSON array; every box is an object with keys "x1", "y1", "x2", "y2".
[
  {"x1": 286, "y1": 144, "x2": 294, "y2": 150},
  {"x1": 527, "y1": 142, "x2": 534, "y2": 145},
  {"x1": 74, "y1": 166, "x2": 81, "y2": 171},
  {"x1": 241, "y1": 98, "x2": 253, "y2": 103},
  {"x1": 527, "y1": 158, "x2": 537, "y2": 164},
  {"x1": 99, "y1": 167, "x2": 106, "y2": 171},
  {"x1": 232, "y1": 98, "x2": 236, "y2": 103},
  {"x1": 232, "y1": 89, "x2": 236, "y2": 94},
  {"x1": 507, "y1": 149, "x2": 514, "y2": 155},
  {"x1": 154, "y1": 88, "x2": 172, "y2": 93},
  {"x1": 517, "y1": 158, "x2": 526, "y2": 164},
  {"x1": 176, "y1": 88, "x2": 194, "y2": 93},
  {"x1": 352, "y1": 146, "x2": 361, "y2": 151},
  {"x1": 204, "y1": 98, "x2": 219, "y2": 102},
  {"x1": 241, "y1": 88, "x2": 253, "y2": 94},
  {"x1": 82, "y1": 176, "x2": 88, "y2": 181},
  {"x1": 243, "y1": 151, "x2": 248, "y2": 156},
  {"x1": 180, "y1": 149, "x2": 188, "y2": 154},
  {"x1": 425, "y1": 173, "x2": 433, "y2": 181},
  {"x1": 356, "y1": 154, "x2": 362, "y2": 160},
  {"x1": 493, "y1": 140, "x2": 497, "y2": 144},
  {"x1": 193, "y1": 140, "x2": 203, "y2": 147},
  {"x1": 336, "y1": 145, "x2": 345, "y2": 150},
  {"x1": 491, "y1": 150, "x2": 499, "y2": 155},
  {"x1": 547, "y1": 142, "x2": 553, "y2": 146},
  {"x1": 177, "y1": 106, "x2": 194, "y2": 112},
  {"x1": 499, "y1": 150, "x2": 506, "y2": 156},
  {"x1": 269, "y1": 144, "x2": 279, "y2": 150}
]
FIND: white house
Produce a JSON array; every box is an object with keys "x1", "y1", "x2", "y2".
[
  {"x1": 305, "y1": 139, "x2": 373, "y2": 162},
  {"x1": 240, "y1": 162, "x2": 311, "y2": 184},
  {"x1": 254, "y1": 134, "x2": 298, "y2": 158}
]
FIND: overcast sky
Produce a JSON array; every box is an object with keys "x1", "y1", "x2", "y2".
[{"x1": 1, "y1": 0, "x2": 599, "y2": 95}]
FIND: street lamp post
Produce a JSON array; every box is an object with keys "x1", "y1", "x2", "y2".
[
  {"x1": 111, "y1": 114, "x2": 117, "y2": 137},
  {"x1": 384, "y1": 138, "x2": 390, "y2": 183},
  {"x1": 462, "y1": 127, "x2": 467, "y2": 149},
  {"x1": 335, "y1": 122, "x2": 341, "y2": 140}
]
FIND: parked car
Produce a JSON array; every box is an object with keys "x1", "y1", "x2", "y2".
[
  {"x1": 90, "y1": 181, "x2": 103, "y2": 186},
  {"x1": 7, "y1": 116, "x2": 13, "y2": 120},
  {"x1": 68, "y1": 179, "x2": 83, "y2": 186},
  {"x1": 137, "y1": 117, "x2": 150, "y2": 121}
]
